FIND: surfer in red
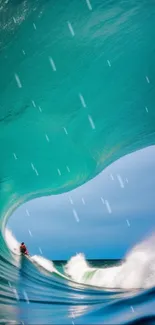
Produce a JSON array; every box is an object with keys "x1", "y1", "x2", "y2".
[{"x1": 20, "y1": 242, "x2": 29, "y2": 255}]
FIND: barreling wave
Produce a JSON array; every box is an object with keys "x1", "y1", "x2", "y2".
[{"x1": 1, "y1": 0, "x2": 155, "y2": 323}]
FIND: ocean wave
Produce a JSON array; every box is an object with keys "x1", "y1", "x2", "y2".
[
  {"x1": 65, "y1": 235, "x2": 155, "y2": 289},
  {"x1": 2, "y1": 228, "x2": 155, "y2": 324},
  {"x1": 1, "y1": 0, "x2": 155, "y2": 323}
]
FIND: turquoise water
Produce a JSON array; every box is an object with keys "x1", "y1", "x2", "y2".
[{"x1": 1, "y1": 0, "x2": 155, "y2": 323}]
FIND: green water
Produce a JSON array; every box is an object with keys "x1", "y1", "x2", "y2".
[
  {"x1": 0, "y1": 1, "x2": 155, "y2": 324},
  {"x1": 0, "y1": 0, "x2": 155, "y2": 223}
]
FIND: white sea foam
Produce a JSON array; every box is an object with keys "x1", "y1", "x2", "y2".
[
  {"x1": 5, "y1": 228, "x2": 20, "y2": 255},
  {"x1": 65, "y1": 235, "x2": 155, "y2": 289},
  {"x1": 4, "y1": 229, "x2": 57, "y2": 274},
  {"x1": 31, "y1": 255, "x2": 55, "y2": 272},
  {"x1": 5, "y1": 229, "x2": 155, "y2": 289}
]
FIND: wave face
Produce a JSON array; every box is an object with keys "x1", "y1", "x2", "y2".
[
  {"x1": 2, "y1": 229, "x2": 155, "y2": 324},
  {"x1": 1, "y1": 0, "x2": 155, "y2": 324}
]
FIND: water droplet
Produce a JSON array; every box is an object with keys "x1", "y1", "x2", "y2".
[
  {"x1": 82, "y1": 197, "x2": 85, "y2": 205},
  {"x1": 49, "y1": 56, "x2": 56, "y2": 71},
  {"x1": 107, "y1": 60, "x2": 111, "y2": 67},
  {"x1": 15, "y1": 73, "x2": 22, "y2": 88},
  {"x1": 31, "y1": 163, "x2": 35, "y2": 170},
  {"x1": 110, "y1": 173, "x2": 114, "y2": 180},
  {"x1": 32, "y1": 100, "x2": 36, "y2": 107},
  {"x1": 33, "y1": 23, "x2": 36, "y2": 30},
  {"x1": 57, "y1": 169, "x2": 61, "y2": 176},
  {"x1": 86, "y1": 0, "x2": 92, "y2": 10},
  {"x1": 146, "y1": 76, "x2": 150, "y2": 84},
  {"x1": 105, "y1": 200, "x2": 112, "y2": 214},
  {"x1": 67, "y1": 21, "x2": 75, "y2": 37},
  {"x1": 117, "y1": 174, "x2": 124, "y2": 188},
  {"x1": 126, "y1": 219, "x2": 130, "y2": 227},
  {"x1": 28, "y1": 229, "x2": 32, "y2": 237},
  {"x1": 79, "y1": 93, "x2": 86, "y2": 108},
  {"x1": 88, "y1": 115, "x2": 95, "y2": 129},
  {"x1": 63, "y1": 127, "x2": 68, "y2": 135},
  {"x1": 13, "y1": 153, "x2": 17, "y2": 160},
  {"x1": 26, "y1": 209, "x2": 30, "y2": 217},
  {"x1": 101, "y1": 197, "x2": 104, "y2": 204},
  {"x1": 39, "y1": 247, "x2": 42, "y2": 254},
  {"x1": 69, "y1": 196, "x2": 73, "y2": 205},
  {"x1": 35, "y1": 168, "x2": 39, "y2": 176},
  {"x1": 73, "y1": 209, "x2": 80, "y2": 222},
  {"x1": 45, "y1": 134, "x2": 50, "y2": 142}
]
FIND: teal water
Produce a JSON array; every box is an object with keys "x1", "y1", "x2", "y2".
[{"x1": 1, "y1": 0, "x2": 155, "y2": 323}]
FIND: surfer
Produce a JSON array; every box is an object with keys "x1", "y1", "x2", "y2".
[{"x1": 20, "y1": 242, "x2": 29, "y2": 255}]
